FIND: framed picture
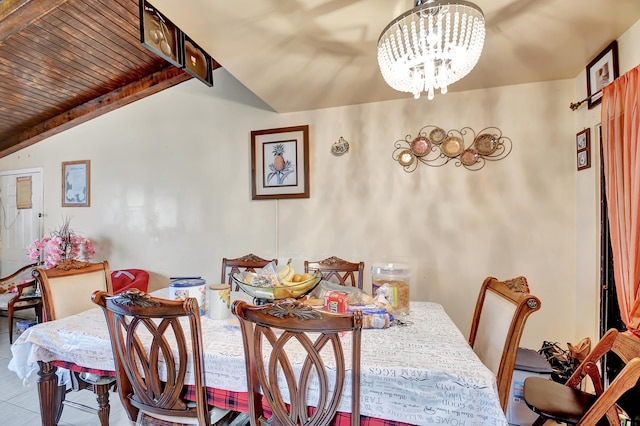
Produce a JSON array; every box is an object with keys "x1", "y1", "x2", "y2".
[
  {"x1": 139, "y1": 0, "x2": 182, "y2": 68},
  {"x1": 576, "y1": 128, "x2": 591, "y2": 171},
  {"x1": 181, "y1": 33, "x2": 213, "y2": 87},
  {"x1": 16, "y1": 176, "x2": 32, "y2": 209},
  {"x1": 251, "y1": 125, "x2": 310, "y2": 200},
  {"x1": 586, "y1": 40, "x2": 619, "y2": 109},
  {"x1": 62, "y1": 160, "x2": 90, "y2": 207}
]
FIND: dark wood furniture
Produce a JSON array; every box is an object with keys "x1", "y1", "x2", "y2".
[
  {"x1": 17, "y1": 295, "x2": 508, "y2": 425},
  {"x1": 232, "y1": 298, "x2": 363, "y2": 426},
  {"x1": 304, "y1": 256, "x2": 365, "y2": 289},
  {"x1": 0, "y1": 263, "x2": 40, "y2": 343},
  {"x1": 221, "y1": 253, "x2": 277, "y2": 291},
  {"x1": 32, "y1": 260, "x2": 116, "y2": 425},
  {"x1": 468, "y1": 275, "x2": 541, "y2": 412},
  {"x1": 92, "y1": 289, "x2": 242, "y2": 425},
  {"x1": 524, "y1": 328, "x2": 640, "y2": 425}
]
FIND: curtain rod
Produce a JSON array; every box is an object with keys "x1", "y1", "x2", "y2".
[{"x1": 570, "y1": 89, "x2": 602, "y2": 111}]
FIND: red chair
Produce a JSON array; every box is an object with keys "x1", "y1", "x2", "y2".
[{"x1": 111, "y1": 269, "x2": 149, "y2": 294}]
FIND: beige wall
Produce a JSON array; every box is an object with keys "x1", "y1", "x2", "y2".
[
  {"x1": 0, "y1": 71, "x2": 577, "y2": 349},
  {"x1": 573, "y1": 18, "x2": 640, "y2": 344},
  {"x1": 21, "y1": 16, "x2": 640, "y2": 350}
]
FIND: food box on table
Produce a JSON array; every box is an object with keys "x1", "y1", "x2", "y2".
[
  {"x1": 324, "y1": 290, "x2": 349, "y2": 313},
  {"x1": 348, "y1": 305, "x2": 394, "y2": 329}
]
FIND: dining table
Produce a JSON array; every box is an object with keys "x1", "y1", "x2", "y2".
[{"x1": 8, "y1": 288, "x2": 508, "y2": 426}]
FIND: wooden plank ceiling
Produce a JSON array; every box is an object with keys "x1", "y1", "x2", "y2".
[{"x1": 0, "y1": 0, "x2": 219, "y2": 159}]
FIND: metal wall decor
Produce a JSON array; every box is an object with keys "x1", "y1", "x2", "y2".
[{"x1": 392, "y1": 125, "x2": 512, "y2": 172}]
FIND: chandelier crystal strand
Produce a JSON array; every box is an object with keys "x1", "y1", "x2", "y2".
[{"x1": 377, "y1": 0, "x2": 485, "y2": 100}]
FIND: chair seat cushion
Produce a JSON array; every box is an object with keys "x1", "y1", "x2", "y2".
[
  {"x1": 79, "y1": 372, "x2": 117, "y2": 385},
  {"x1": 523, "y1": 376, "x2": 598, "y2": 424}
]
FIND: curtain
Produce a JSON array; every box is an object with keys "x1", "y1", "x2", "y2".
[{"x1": 601, "y1": 65, "x2": 640, "y2": 336}]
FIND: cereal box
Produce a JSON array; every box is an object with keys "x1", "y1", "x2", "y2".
[{"x1": 324, "y1": 290, "x2": 348, "y2": 313}]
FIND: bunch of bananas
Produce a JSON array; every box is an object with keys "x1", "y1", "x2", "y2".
[
  {"x1": 237, "y1": 259, "x2": 321, "y2": 300},
  {"x1": 278, "y1": 259, "x2": 295, "y2": 282},
  {"x1": 278, "y1": 259, "x2": 314, "y2": 286}
]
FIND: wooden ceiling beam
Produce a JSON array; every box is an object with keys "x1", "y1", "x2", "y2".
[
  {"x1": 0, "y1": 0, "x2": 69, "y2": 42},
  {"x1": 0, "y1": 66, "x2": 193, "y2": 158}
]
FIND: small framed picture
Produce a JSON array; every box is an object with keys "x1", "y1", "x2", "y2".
[
  {"x1": 16, "y1": 176, "x2": 32, "y2": 209},
  {"x1": 576, "y1": 129, "x2": 591, "y2": 171},
  {"x1": 181, "y1": 33, "x2": 213, "y2": 87},
  {"x1": 251, "y1": 125, "x2": 310, "y2": 200},
  {"x1": 586, "y1": 41, "x2": 619, "y2": 109},
  {"x1": 139, "y1": 0, "x2": 182, "y2": 68},
  {"x1": 62, "y1": 160, "x2": 90, "y2": 207}
]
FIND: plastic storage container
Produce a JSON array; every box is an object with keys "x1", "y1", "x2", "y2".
[
  {"x1": 371, "y1": 263, "x2": 410, "y2": 315},
  {"x1": 169, "y1": 277, "x2": 207, "y2": 316},
  {"x1": 507, "y1": 347, "x2": 553, "y2": 425}
]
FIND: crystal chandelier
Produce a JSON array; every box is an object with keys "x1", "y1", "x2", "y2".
[{"x1": 377, "y1": 0, "x2": 485, "y2": 100}]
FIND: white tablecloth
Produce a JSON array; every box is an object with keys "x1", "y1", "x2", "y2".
[{"x1": 9, "y1": 290, "x2": 507, "y2": 425}]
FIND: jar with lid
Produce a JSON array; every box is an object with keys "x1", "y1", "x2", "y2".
[{"x1": 371, "y1": 263, "x2": 410, "y2": 315}]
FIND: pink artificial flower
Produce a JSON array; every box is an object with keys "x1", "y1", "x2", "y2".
[
  {"x1": 26, "y1": 222, "x2": 96, "y2": 268},
  {"x1": 27, "y1": 244, "x2": 40, "y2": 261},
  {"x1": 83, "y1": 239, "x2": 96, "y2": 261}
]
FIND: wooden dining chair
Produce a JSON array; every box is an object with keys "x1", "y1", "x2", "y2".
[
  {"x1": 0, "y1": 262, "x2": 41, "y2": 343},
  {"x1": 33, "y1": 260, "x2": 116, "y2": 425},
  {"x1": 523, "y1": 328, "x2": 640, "y2": 426},
  {"x1": 34, "y1": 260, "x2": 115, "y2": 322},
  {"x1": 304, "y1": 256, "x2": 364, "y2": 289},
  {"x1": 468, "y1": 275, "x2": 541, "y2": 412},
  {"x1": 92, "y1": 289, "x2": 244, "y2": 425},
  {"x1": 221, "y1": 253, "x2": 277, "y2": 291},
  {"x1": 232, "y1": 298, "x2": 363, "y2": 426}
]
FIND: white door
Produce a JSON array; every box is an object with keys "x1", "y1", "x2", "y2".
[{"x1": 0, "y1": 168, "x2": 43, "y2": 276}]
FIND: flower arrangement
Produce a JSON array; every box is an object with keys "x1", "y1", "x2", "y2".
[{"x1": 27, "y1": 219, "x2": 95, "y2": 269}]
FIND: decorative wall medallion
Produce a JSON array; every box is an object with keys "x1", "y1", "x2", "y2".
[
  {"x1": 392, "y1": 126, "x2": 512, "y2": 172},
  {"x1": 429, "y1": 128, "x2": 447, "y2": 144},
  {"x1": 411, "y1": 136, "x2": 432, "y2": 157},
  {"x1": 331, "y1": 137, "x2": 350, "y2": 155},
  {"x1": 398, "y1": 150, "x2": 415, "y2": 166},
  {"x1": 460, "y1": 149, "x2": 479, "y2": 166},
  {"x1": 474, "y1": 134, "x2": 498, "y2": 155},
  {"x1": 442, "y1": 136, "x2": 464, "y2": 157}
]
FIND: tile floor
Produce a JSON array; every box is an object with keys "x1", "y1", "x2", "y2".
[{"x1": 0, "y1": 313, "x2": 133, "y2": 425}]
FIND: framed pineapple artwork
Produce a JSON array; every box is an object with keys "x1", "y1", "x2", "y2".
[{"x1": 251, "y1": 125, "x2": 309, "y2": 200}]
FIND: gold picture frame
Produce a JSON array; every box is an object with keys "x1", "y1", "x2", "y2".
[
  {"x1": 62, "y1": 160, "x2": 90, "y2": 207},
  {"x1": 251, "y1": 125, "x2": 310, "y2": 200}
]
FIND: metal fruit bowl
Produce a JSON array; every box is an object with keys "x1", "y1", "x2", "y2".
[{"x1": 232, "y1": 270, "x2": 322, "y2": 303}]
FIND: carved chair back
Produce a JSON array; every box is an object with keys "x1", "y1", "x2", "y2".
[
  {"x1": 304, "y1": 256, "x2": 364, "y2": 289},
  {"x1": 34, "y1": 260, "x2": 113, "y2": 321},
  {"x1": 468, "y1": 276, "x2": 541, "y2": 412},
  {"x1": 92, "y1": 289, "x2": 228, "y2": 425},
  {"x1": 232, "y1": 299, "x2": 363, "y2": 426}
]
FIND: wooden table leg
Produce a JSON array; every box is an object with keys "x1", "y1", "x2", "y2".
[
  {"x1": 37, "y1": 361, "x2": 65, "y2": 426},
  {"x1": 94, "y1": 383, "x2": 111, "y2": 426}
]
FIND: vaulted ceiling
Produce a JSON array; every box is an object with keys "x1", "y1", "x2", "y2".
[
  {"x1": 0, "y1": 0, "x2": 219, "y2": 159},
  {"x1": 2, "y1": 0, "x2": 640, "y2": 159}
]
